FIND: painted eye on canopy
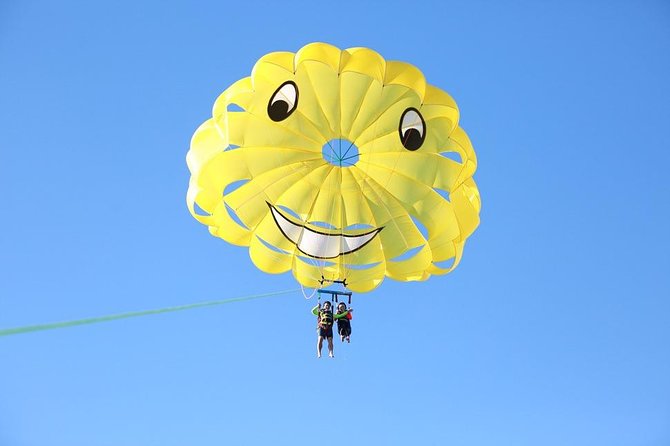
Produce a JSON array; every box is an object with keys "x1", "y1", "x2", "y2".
[
  {"x1": 398, "y1": 108, "x2": 426, "y2": 151},
  {"x1": 268, "y1": 81, "x2": 298, "y2": 122}
]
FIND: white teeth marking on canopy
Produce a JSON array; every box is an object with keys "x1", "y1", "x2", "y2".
[{"x1": 268, "y1": 203, "x2": 382, "y2": 259}]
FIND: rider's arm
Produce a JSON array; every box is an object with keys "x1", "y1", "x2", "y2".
[{"x1": 333, "y1": 310, "x2": 349, "y2": 319}]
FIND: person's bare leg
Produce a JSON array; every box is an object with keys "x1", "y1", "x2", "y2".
[
  {"x1": 317, "y1": 336, "x2": 323, "y2": 358},
  {"x1": 327, "y1": 337, "x2": 334, "y2": 357}
]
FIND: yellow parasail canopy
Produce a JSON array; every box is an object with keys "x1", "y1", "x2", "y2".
[{"x1": 186, "y1": 42, "x2": 481, "y2": 293}]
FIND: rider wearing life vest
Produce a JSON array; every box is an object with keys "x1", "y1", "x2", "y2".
[
  {"x1": 335, "y1": 302, "x2": 353, "y2": 343},
  {"x1": 312, "y1": 301, "x2": 336, "y2": 358}
]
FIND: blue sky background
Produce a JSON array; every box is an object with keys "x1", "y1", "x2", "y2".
[{"x1": 1, "y1": 1, "x2": 669, "y2": 445}]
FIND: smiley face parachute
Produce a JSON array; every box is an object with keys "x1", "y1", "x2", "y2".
[{"x1": 186, "y1": 43, "x2": 480, "y2": 293}]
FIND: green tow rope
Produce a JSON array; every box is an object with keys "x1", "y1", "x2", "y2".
[{"x1": 0, "y1": 289, "x2": 299, "y2": 337}]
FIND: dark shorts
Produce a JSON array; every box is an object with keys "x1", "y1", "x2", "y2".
[
  {"x1": 317, "y1": 326, "x2": 333, "y2": 338},
  {"x1": 337, "y1": 320, "x2": 351, "y2": 337}
]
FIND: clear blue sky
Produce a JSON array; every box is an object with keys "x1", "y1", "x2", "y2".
[{"x1": 1, "y1": 1, "x2": 669, "y2": 445}]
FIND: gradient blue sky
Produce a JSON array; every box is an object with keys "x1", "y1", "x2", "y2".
[{"x1": 1, "y1": 1, "x2": 669, "y2": 445}]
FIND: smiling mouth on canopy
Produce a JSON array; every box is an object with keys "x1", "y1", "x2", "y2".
[{"x1": 267, "y1": 203, "x2": 382, "y2": 260}]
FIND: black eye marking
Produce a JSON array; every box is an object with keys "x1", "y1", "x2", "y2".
[
  {"x1": 268, "y1": 81, "x2": 298, "y2": 122},
  {"x1": 398, "y1": 107, "x2": 426, "y2": 151}
]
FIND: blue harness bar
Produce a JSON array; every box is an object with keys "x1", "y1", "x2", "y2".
[
  {"x1": 317, "y1": 278, "x2": 352, "y2": 304},
  {"x1": 317, "y1": 289, "x2": 352, "y2": 305}
]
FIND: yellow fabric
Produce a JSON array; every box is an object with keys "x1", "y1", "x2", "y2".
[{"x1": 187, "y1": 42, "x2": 481, "y2": 293}]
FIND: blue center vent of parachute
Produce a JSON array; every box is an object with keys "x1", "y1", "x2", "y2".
[{"x1": 321, "y1": 139, "x2": 359, "y2": 167}]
